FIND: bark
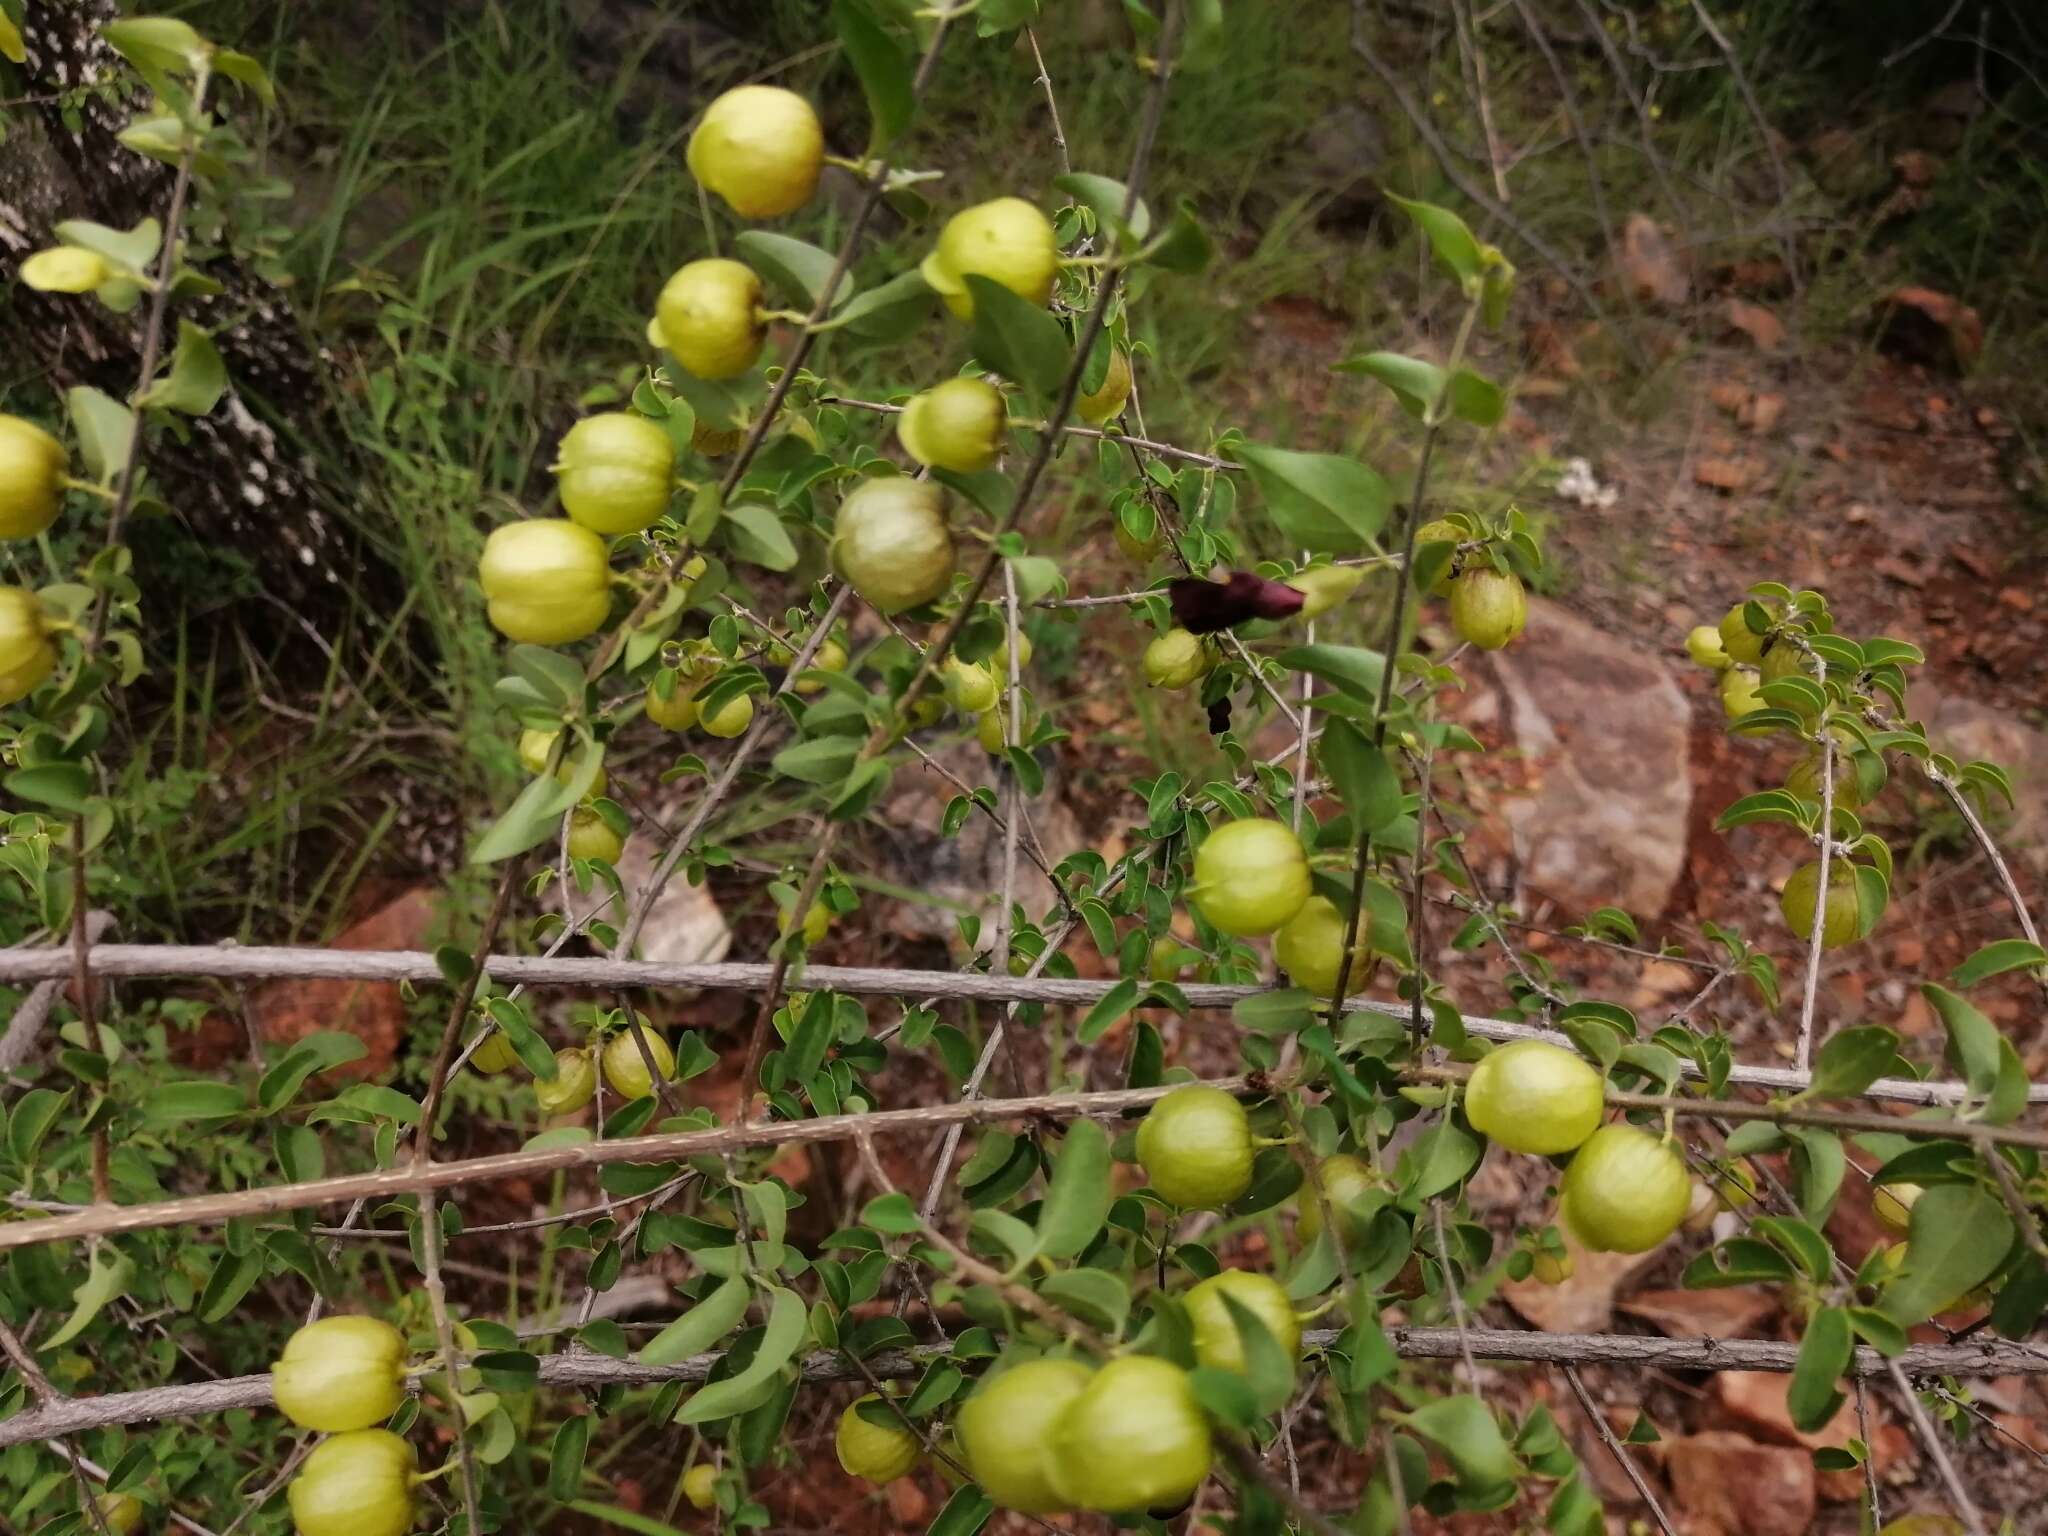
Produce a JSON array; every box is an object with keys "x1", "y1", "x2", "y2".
[{"x1": 0, "y1": 0, "x2": 365, "y2": 615}]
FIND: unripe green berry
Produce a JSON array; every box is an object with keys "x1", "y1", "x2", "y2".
[
  {"x1": 686, "y1": 86, "x2": 824, "y2": 219},
  {"x1": 1135, "y1": 1084, "x2": 1254, "y2": 1209},
  {"x1": 835, "y1": 1395, "x2": 920, "y2": 1483},
  {"x1": 287, "y1": 1429, "x2": 417, "y2": 1536},
  {"x1": 831, "y1": 479, "x2": 956, "y2": 614},
  {"x1": 479, "y1": 520, "x2": 611, "y2": 646},
  {"x1": 654, "y1": 259, "x2": 766, "y2": 381},
  {"x1": 271, "y1": 1315, "x2": 407, "y2": 1433},
  {"x1": 919, "y1": 197, "x2": 1059, "y2": 320},
  {"x1": 554, "y1": 412, "x2": 675, "y2": 535},
  {"x1": 898, "y1": 377, "x2": 1007, "y2": 473},
  {"x1": 1142, "y1": 628, "x2": 1212, "y2": 690}
]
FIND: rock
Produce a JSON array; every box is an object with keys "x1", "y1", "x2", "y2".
[
  {"x1": 1618, "y1": 213, "x2": 1689, "y2": 306},
  {"x1": 249, "y1": 887, "x2": 439, "y2": 1076},
  {"x1": 1875, "y1": 287, "x2": 1983, "y2": 372},
  {"x1": 1714, "y1": 1371, "x2": 1855, "y2": 1451},
  {"x1": 1487, "y1": 599, "x2": 1693, "y2": 918},
  {"x1": 1665, "y1": 1431, "x2": 1816, "y2": 1536},
  {"x1": 1500, "y1": 1214, "x2": 1668, "y2": 1333},
  {"x1": 579, "y1": 839, "x2": 732, "y2": 967},
  {"x1": 1618, "y1": 1286, "x2": 1777, "y2": 1341},
  {"x1": 1908, "y1": 687, "x2": 2048, "y2": 867},
  {"x1": 872, "y1": 737, "x2": 1086, "y2": 945}
]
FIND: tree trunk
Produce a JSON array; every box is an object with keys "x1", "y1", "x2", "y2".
[{"x1": 0, "y1": 0, "x2": 371, "y2": 621}]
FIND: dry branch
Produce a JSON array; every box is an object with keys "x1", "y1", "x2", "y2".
[
  {"x1": 2, "y1": 943, "x2": 2037, "y2": 1110},
  {"x1": 2, "y1": 1327, "x2": 2042, "y2": 1449}
]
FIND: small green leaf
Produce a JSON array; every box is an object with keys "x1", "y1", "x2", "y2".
[
  {"x1": 64, "y1": 386, "x2": 138, "y2": 483},
  {"x1": 149, "y1": 1080, "x2": 246, "y2": 1122},
  {"x1": 1952, "y1": 939, "x2": 2048, "y2": 988},
  {"x1": 1077, "y1": 977, "x2": 1140, "y2": 1045},
  {"x1": 1320, "y1": 720, "x2": 1402, "y2": 831},
  {"x1": 1387, "y1": 193, "x2": 1485, "y2": 287},
  {"x1": 1920, "y1": 983, "x2": 2002, "y2": 1096},
  {"x1": 1036, "y1": 1267, "x2": 1130, "y2": 1335},
  {"x1": 1880, "y1": 1185, "x2": 2012, "y2": 1326},
  {"x1": 721, "y1": 502, "x2": 801, "y2": 572},
  {"x1": 1400, "y1": 1394, "x2": 1523, "y2": 1509},
  {"x1": 733, "y1": 230, "x2": 854, "y2": 312},
  {"x1": 860, "y1": 1192, "x2": 920, "y2": 1235},
  {"x1": 470, "y1": 772, "x2": 573, "y2": 864},
  {"x1": 549, "y1": 1414, "x2": 591, "y2": 1501},
  {"x1": 965, "y1": 275, "x2": 1068, "y2": 396},
  {"x1": 1805, "y1": 1026, "x2": 1901, "y2": 1101},
  {"x1": 138, "y1": 321, "x2": 226, "y2": 415},
  {"x1": 1053, "y1": 172, "x2": 1152, "y2": 243},
  {"x1": 1276, "y1": 643, "x2": 1386, "y2": 702},
  {"x1": 1338, "y1": 351, "x2": 1444, "y2": 419},
  {"x1": 43, "y1": 1246, "x2": 135, "y2": 1348},
  {"x1": 639, "y1": 1275, "x2": 752, "y2": 1367},
  {"x1": 674, "y1": 1286, "x2": 807, "y2": 1423},
  {"x1": 833, "y1": 0, "x2": 912, "y2": 149},
  {"x1": 1237, "y1": 442, "x2": 1390, "y2": 551},
  {"x1": 1786, "y1": 1307, "x2": 1850, "y2": 1432},
  {"x1": 1034, "y1": 1119, "x2": 1112, "y2": 1259}
]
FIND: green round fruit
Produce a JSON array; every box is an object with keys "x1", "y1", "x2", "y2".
[
  {"x1": 1463, "y1": 1039, "x2": 1605, "y2": 1156},
  {"x1": 1717, "y1": 603, "x2": 1770, "y2": 665},
  {"x1": 1411, "y1": 518, "x2": 1464, "y2": 595},
  {"x1": 1272, "y1": 895, "x2": 1372, "y2": 999},
  {"x1": 1784, "y1": 749, "x2": 1868, "y2": 809},
  {"x1": 682, "y1": 1463, "x2": 719, "y2": 1511},
  {"x1": 1530, "y1": 1249, "x2": 1573, "y2": 1285},
  {"x1": 95, "y1": 1492, "x2": 144, "y2": 1535},
  {"x1": 515, "y1": 728, "x2": 607, "y2": 797},
  {"x1": 779, "y1": 898, "x2": 831, "y2": 945},
  {"x1": 1143, "y1": 628, "x2": 1211, "y2": 690},
  {"x1": 1295, "y1": 1153, "x2": 1380, "y2": 1246},
  {"x1": 566, "y1": 808, "x2": 625, "y2": 864},
  {"x1": 271, "y1": 1315, "x2": 407, "y2": 1433},
  {"x1": 654, "y1": 259, "x2": 766, "y2": 381},
  {"x1": 1045, "y1": 1356, "x2": 1212, "y2": 1514},
  {"x1": 920, "y1": 197, "x2": 1059, "y2": 320},
  {"x1": 832, "y1": 478, "x2": 955, "y2": 614},
  {"x1": 1560, "y1": 1124, "x2": 1691, "y2": 1253},
  {"x1": 1114, "y1": 516, "x2": 1165, "y2": 563},
  {"x1": 790, "y1": 637, "x2": 848, "y2": 695},
  {"x1": 600, "y1": 1024, "x2": 675, "y2": 1100},
  {"x1": 1077, "y1": 350, "x2": 1132, "y2": 425},
  {"x1": 1873, "y1": 1181, "x2": 1922, "y2": 1233},
  {"x1": 469, "y1": 1030, "x2": 522, "y2": 1075},
  {"x1": 835, "y1": 1395, "x2": 920, "y2": 1483},
  {"x1": 687, "y1": 85, "x2": 823, "y2": 219},
  {"x1": 1685, "y1": 624, "x2": 1731, "y2": 670},
  {"x1": 1184, "y1": 1269, "x2": 1301, "y2": 1377},
  {"x1": 898, "y1": 377, "x2": 1007, "y2": 473},
  {"x1": 1779, "y1": 859, "x2": 1860, "y2": 950},
  {"x1": 1288, "y1": 565, "x2": 1363, "y2": 619},
  {"x1": 1719, "y1": 665, "x2": 1764, "y2": 720},
  {"x1": 943, "y1": 656, "x2": 999, "y2": 714},
  {"x1": 699, "y1": 691, "x2": 754, "y2": 739},
  {"x1": 976, "y1": 692, "x2": 1038, "y2": 754},
  {"x1": 554, "y1": 412, "x2": 675, "y2": 535},
  {"x1": 645, "y1": 678, "x2": 700, "y2": 731},
  {"x1": 287, "y1": 1428, "x2": 417, "y2": 1536},
  {"x1": 1147, "y1": 935, "x2": 1186, "y2": 981},
  {"x1": 1189, "y1": 818, "x2": 1311, "y2": 938},
  {"x1": 957, "y1": 1357, "x2": 1094, "y2": 1515},
  {"x1": 0, "y1": 415, "x2": 66, "y2": 540},
  {"x1": 479, "y1": 519, "x2": 611, "y2": 646},
  {"x1": 1135, "y1": 1084, "x2": 1254, "y2": 1209},
  {"x1": 535, "y1": 1048, "x2": 598, "y2": 1116},
  {"x1": 0, "y1": 587, "x2": 56, "y2": 708},
  {"x1": 1448, "y1": 567, "x2": 1527, "y2": 651}
]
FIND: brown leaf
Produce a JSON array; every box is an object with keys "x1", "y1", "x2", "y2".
[
  {"x1": 1694, "y1": 456, "x2": 1766, "y2": 493},
  {"x1": 1714, "y1": 1371, "x2": 1855, "y2": 1451},
  {"x1": 1619, "y1": 212, "x2": 1689, "y2": 306},
  {"x1": 1875, "y1": 286, "x2": 1984, "y2": 371},
  {"x1": 1725, "y1": 298, "x2": 1785, "y2": 351},
  {"x1": 1501, "y1": 1219, "x2": 1667, "y2": 1333},
  {"x1": 1618, "y1": 1286, "x2": 1778, "y2": 1341},
  {"x1": 1740, "y1": 392, "x2": 1786, "y2": 434},
  {"x1": 249, "y1": 887, "x2": 439, "y2": 1078},
  {"x1": 1666, "y1": 1432, "x2": 1816, "y2": 1536}
]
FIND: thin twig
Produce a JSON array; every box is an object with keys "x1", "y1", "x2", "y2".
[
  {"x1": 1561, "y1": 1364, "x2": 1679, "y2": 1536},
  {"x1": 1884, "y1": 1356, "x2": 1988, "y2": 1536},
  {"x1": 1794, "y1": 733, "x2": 1835, "y2": 1073}
]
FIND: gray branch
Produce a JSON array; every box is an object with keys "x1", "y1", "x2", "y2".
[
  {"x1": 2, "y1": 1328, "x2": 2041, "y2": 1449},
  {"x1": 0, "y1": 942, "x2": 2035, "y2": 1109}
]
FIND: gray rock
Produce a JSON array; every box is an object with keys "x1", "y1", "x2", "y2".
[
  {"x1": 1910, "y1": 689, "x2": 2048, "y2": 871},
  {"x1": 1488, "y1": 598, "x2": 1693, "y2": 919}
]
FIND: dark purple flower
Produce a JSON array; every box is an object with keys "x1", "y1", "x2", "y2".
[
  {"x1": 1168, "y1": 570, "x2": 1305, "y2": 634},
  {"x1": 1206, "y1": 694, "x2": 1233, "y2": 737}
]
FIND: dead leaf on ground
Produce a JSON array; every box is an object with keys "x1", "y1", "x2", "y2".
[
  {"x1": 1694, "y1": 456, "x2": 1766, "y2": 493},
  {"x1": 1725, "y1": 298, "x2": 1785, "y2": 351},
  {"x1": 1666, "y1": 1431, "x2": 1816, "y2": 1536},
  {"x1": 1501, "y1": 1220, "x2": 1667, "y2": 1333},
  {"x1": 1875, "y1": 286, "x2": 1984, "y2": 372},
  {"x1": 1619, "y1": 212, "x2": 1689, "y2": 306},
  {"x1": 1741, "y1": 392, "x2": 1786, "y2": 433},
  {"x1": 1618, "y1": 1286, "x2": 1778, "y2": 1340}
]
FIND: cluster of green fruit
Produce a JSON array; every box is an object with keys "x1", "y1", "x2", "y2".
[
  {"x1": 1683, "y1": 596, "x2": 1877, "y2": 952},
  {"x1": 0, "y1": 415, "x2": 70, "y2": 708},
  {"x1": 1413, "y1": 517, "x2": 1529, "y2": 652},
  {"x1": 470, "y1": 1011, "x2": 679, "y2": 1116},
  {"x1": 836, "y1": 1273, "x2": 1300, "y2": 1516},
  {"x1": 268, "y1": 1315, "x2": 420, "y2": 1536},
  {"x1": 1136, "y1": 1038, "x2": 1693, "y2": 1258}
]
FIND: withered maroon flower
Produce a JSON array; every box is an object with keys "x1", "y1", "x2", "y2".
[{"x1": 1168, "y1": 570, "x2": 1305, "y2": 634}]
